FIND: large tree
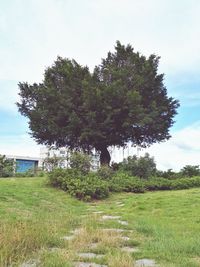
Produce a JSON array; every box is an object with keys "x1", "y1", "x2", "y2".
[{"x1": 17, "y1": 41, "x2": 179, "y2": 165}]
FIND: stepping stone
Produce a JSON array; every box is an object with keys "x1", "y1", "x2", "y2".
[
  {"x1": 71, "y1": 228, "x2": 84, "y2": 235},
  {"x1": 102, "y1": 215, "x2": 121, "y2": 220},
  {"x1": 102, "y1": 228, "x2": 125, "y2": 233},
  {"x1": 117, "y1": 204, "x2": 125, "y2": 207},
  {"x1": 93, "y1": 211, "x2": 103, "y2": 214},
  {"x1": 116, "y1": 201, "x2": 123, "y2": 204},
  {"x1": 117, "y1": 220, "x2": 128, "y2": 226},
  {"x1": 62, "y1": 235, "x2": 75, "y2": 241},
  {"x1": 77, "y1": 253, "x2": 104, "y2": 259},
  {"x1": 135, "y1": 259, "x2": 157, "y2": 267},
  {"x1": 20, "y1": 259, "x2": 40, "y2": 267},
  {"x1": 49, "y1": 247, "x2": 60, "y2": 252},
  {"x1": 121, "y1": 246, "x2": 139, "y2": 253},
  {"x1": 73, "y1": 262, "x2": 107, "y2": 267},
  {"x1": 121, "y1": 236, "x2": 130, "y2": 241}
]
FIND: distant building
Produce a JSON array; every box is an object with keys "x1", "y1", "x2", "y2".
[
  {"x1": 6, "y1": 155, "x2": 43, "y2": 173},
  {"x1": 40, "y1": 147, "x2": 100, "y2": 171}
]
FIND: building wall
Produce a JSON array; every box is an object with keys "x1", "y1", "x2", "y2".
[
  {"x1": 6, "y1": 155, "x2": 42, "y2": 173},
  {"x1": 16, "y1": 159, "x2": 38, "y2": 173}
]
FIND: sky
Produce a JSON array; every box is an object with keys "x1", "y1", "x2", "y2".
[{"x1": 0, "y1": 0, "x2": 200, "y2": 171}]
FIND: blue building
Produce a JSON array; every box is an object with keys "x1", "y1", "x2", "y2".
[{"x1": 6, "y1": 155, "x2": 42, "y2": 173}]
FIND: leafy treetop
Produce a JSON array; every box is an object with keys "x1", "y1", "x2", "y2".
[{"x1": 17, "y1": 41, "x2": 179, "y2": 165}]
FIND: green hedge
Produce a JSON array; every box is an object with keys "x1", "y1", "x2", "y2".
[
  {"x1": 48, "y1": 169, "x2": 200, "y2": 201},
  {"x1": 49, "y1": 169, "x2": 109, "y2": 201}
]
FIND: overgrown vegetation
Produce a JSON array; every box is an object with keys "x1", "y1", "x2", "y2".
[
  {"x1": 2, "y1": 177, "x2": 200, "y2": 267},
  {"x1": 0, "y1": 155, "x2": 14, "y2": 177},
  {"x1": 17, "y1": 41, "x2": 179, "y2": 166},
  {"x1": 48, "y1": 152, "x2": 200, "y2": 201}
]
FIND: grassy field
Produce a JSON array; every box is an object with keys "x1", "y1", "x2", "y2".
[{"x1": 1, "y1": 177, "x2": 200, "y2": 267}]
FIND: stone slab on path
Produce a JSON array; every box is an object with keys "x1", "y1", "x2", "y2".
[
  {"x1": 102, "y1": 215, "x2": 121, "y2": 220},
  {"x1": 77, "y1": 253, "x2": 104, "y2": 259},
  {"x1": 62, "y1": 235, "x2": 75, "y2": 241},
  {"x1": 121, "y1": 246, "x2": 139, "y2": 253},
  {"x1": 121, "y1": 236, "x2": 130, "y2": 241},
  {"x1": 93, "y1": 211, "x2": 103, "y2": 214},
  {"x1": 117, "y1": 204, "x2": 125, "y2": 207},
  {"x1": 117, "y1": 220, "x2": 128, "y2": 226},
  {"x1": 135, "y1": 259, "x2": 157, "y2": 267},
  {"x1": 74, "y1": 262, "x2": 107, "y2": 267},
  {"x1": 102, "y1": 228, "x2": 125, "y2": 233},
  {"x1": 71, "y1": 228, "x2": 84, "y2": 235},
  {"x1": 20, "y1": 259, "x2": 40, "y2": 267}
]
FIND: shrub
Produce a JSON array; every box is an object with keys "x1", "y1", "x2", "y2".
[
  {"x1": 109, "y1": 172, "x2": 145, "y2": 193},
  {"x1": 180, "y1": 165, "x2": 200, "y2": 177},
  {"x1": 145, "y1": 176, "x2": 200, "y2": 191},
  {"x1": 66, "y1": 173, "x2": 109, "y2": 201},
  {"x1": 120, "y1": 153, "x2": 156, "y2": 179},
  {"x1": 69, "y1": 152, "x2": 91, "y2": 175},
  {"x1": 0, "y1": 155, "x2": 14, "y2": 177},
  {"x1": 171, "y1": 176, "x2": 200, "y2": 189},
  {"x1": 48, "y1": 169, "x2": 109, "y2": 201},
  {"x1": 43, "y1": 154, "x2": 67, "y2": 172},
  {"x1": 97, "y1": 165, "x2": 114, "y2": 180},
  {"x1": 144, "y1": 178, "x2": 172, "y2": 191},
  {"x1": 155, "y1": 169, "x2": 181, "y2": 179}
]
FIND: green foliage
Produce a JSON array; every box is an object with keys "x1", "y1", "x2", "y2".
[
  {"x1": 0, "y1": 155, "x2": 14, "y2": 177},
  {"x1": 120, "y1": 153, "x2": 156, "y2": 179},
  {"x1": 144, "y1": 178, "x2": 172, "y2": 190},
  {"x1": 145, "y1": 176, "x2": 200, "y2": 191},
  {"x1": 97, "y1": 165, "x2": 114, "y2": 180},
  {"x1": 43, "y1": 154, "x2": 66, "y2": 172},
  {"x1": 155, "y1": 168, "x2": 180, "y2": 179},
  {"x1": 65, "y1": 173, "x2": 109, "y2": 201},
  {"x1": 15, "y1": 168, "x2": 46, "y2": 178},
  {"x1": 108, "y1": 172, "x2": 146, "y2": 193},
  {"x1": 69, "y1": 151, "x2": 91, "y2": 175},
  {"x1": 48, "y1": 169, "x2": 109, "y2": 201},
  {"x1": 17, "y1": 41, "x2": 179, "y2": 166},
  {"x1": 180, "y1": 165, "x2": 200, "y2": 177}
]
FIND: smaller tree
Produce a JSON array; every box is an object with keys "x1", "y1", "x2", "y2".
[
  {"x1": 0, "y1": 155, "x2": 14, "y2": 177},
  {"x1": 156, "y1": 168, "x2": 179, "y2": 179},
  {"x1": 180, "y1": 165, "x2": 200, "y2": 177},
  {"x1": 69, "y1": 152, "x2": 91, "y2": 175},
  {"x1": 43, "y1": 154, "x2": 67, "y2": 172},
  {"x1": 120, "y1": 153, "x2": 156, "y2": 179}
]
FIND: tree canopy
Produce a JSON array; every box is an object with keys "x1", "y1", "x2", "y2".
[{"x1": 17, "y1": 41, "x2": 179, "y2": 165}]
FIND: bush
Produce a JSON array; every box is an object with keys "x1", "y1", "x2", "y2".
[
  {"x1": 171, "y1": 176, "x2": 200, "y2": 189},
  {"x1": 69, "y1": 152, "x2": 91, "y2": 175},
  {"x1": 66, "y1": 174, "x2": 109, "y2": 201},
  {"x1": 43, "y1": 154, "x2": 67, "y2": 172},
  {"x1": 180, "y1": 165, "x2": 200, "y2": 177},
  {"x1": 155, "y1": 169, "x2": 181, "y2": 179},
  {"x1": 109, "y1": 172, "x2": 145, "y2": 193},
  {"x1": 0, "y1": 155, "x2": 14, "y2": 177},
  {"x1": 48, "y1": 169, "x2": 109, "y2": 201},
  {"x1": 145, "y1": 176, "x2": 200, "y2": 191},
  {"x1": 97, "y1": 165, "x2": 114, "y2": 180},
  {"x1": 120, "y1": 153, "x2": 156, "y2": 179},
  {"x1": 144, "y1": 178, "x2": 172, "y2": 191}
]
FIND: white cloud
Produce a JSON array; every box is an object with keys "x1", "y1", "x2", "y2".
[
  {"x1": 0, "y1": 0, "x2": 200, "y2": 82},
  {"x1": 111, "y1": 122, "x2": 200, "y2": 171},
  {"x1": 0, "y1": 134, "x2": 41, "y2": 157},
  {"x1": 0, "y1": 0, "x2": 199, "y2": 111},
  {"x1": 0, "y1": 122, "x2": 200, "y2": 172}
]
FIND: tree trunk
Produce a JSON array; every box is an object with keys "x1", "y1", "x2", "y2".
[{"x1": 99, "y1": 146, "x2": 111, "y2": 166}]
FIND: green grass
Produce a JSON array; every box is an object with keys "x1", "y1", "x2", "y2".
[{"x1": 1, "y1": 177, "x2": 200, "y2": 266}]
